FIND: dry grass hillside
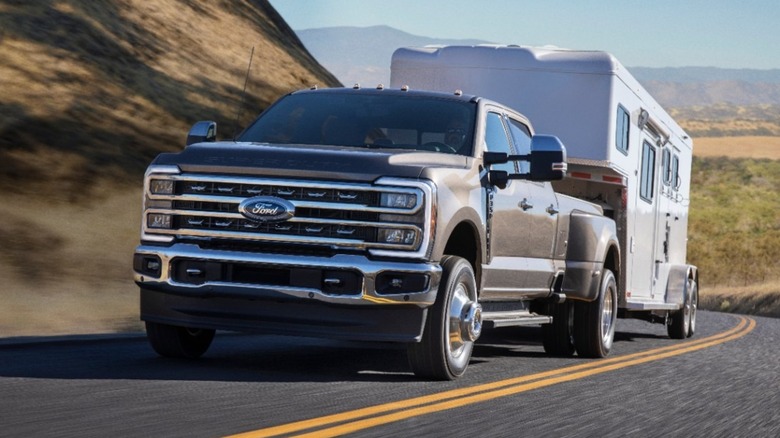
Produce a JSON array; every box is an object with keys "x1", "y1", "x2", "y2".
[
  {"x1": 0, "y1": 0, "x2": 340, "y2": 198},
  {"x1": 0, "y1": 0, "x2": 339, "y2": 337}
]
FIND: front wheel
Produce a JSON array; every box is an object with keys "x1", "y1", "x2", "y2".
[
  {"x1": 145, "y1": 321, "x2": 215, "y2": 359},
  {"x1": 574, "y1": 269, "x2": 618, "y2": 358},
  {"x1": 408, "y1": 256, "x2": 481, "y2": 380}
]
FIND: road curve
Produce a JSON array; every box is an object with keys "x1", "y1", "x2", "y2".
[{"x1": 1, "y1": 310, "x2": 777, "y2": 437}]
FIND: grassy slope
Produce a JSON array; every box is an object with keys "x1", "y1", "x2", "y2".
[
  {"x1": 687, "y1": 155, "x2": 780, "y2": 317},
  {"x1": 0, "y1": 0, "x2": 340, "y2": 198}
]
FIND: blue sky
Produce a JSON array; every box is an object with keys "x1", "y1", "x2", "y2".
[{"x1": 269, "y1": 0, "x2": 780, "y2": 69}]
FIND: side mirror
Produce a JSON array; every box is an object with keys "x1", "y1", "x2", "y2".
[
  {"x1": 186, "y1": 121, "x2": 217, "y2": 146},
  {"x1": 528, "y1": 135, "x2": 567, "y2": 181}
]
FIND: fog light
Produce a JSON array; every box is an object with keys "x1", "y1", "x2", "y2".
[
  {"x1": 378, "y1": 228, "x2": 416, "y2": 245},
  {"x1": 133, "y1": 254, "x2": 162, "y2": 277},
  {"x1": 147, "y1": 213, "x2": 172, "y2": 229},
  {"x1": 150, "y1": 179, "x2": 175, "y2": 195}
]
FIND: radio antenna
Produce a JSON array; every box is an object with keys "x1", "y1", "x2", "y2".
[{"x1": 232, "y1": 46, "x2": 255, "y2": 141}]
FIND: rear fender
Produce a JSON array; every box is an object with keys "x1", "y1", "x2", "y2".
[{"x1": 561, "y1": 211, "x2": 619, "y2": 301}]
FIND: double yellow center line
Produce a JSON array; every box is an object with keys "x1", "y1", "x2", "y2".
[{"x1": 228, "y1": 316, "x2": 756, "y2": 438}]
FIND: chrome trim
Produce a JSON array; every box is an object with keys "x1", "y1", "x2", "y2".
[
  {"x1": 148, "y1": 174, "x2": 423, "y2": 214},
  {"x1": 134, "y1": 243, "x2": 441, "y2": 306},
  {"x1": 141, "y1": 173, "x2": 430, "y2": 253},
  {"x1": 370, "y1": 177, "x2": 437, "y2": 259}
]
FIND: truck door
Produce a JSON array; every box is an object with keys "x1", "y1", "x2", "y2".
[
  {"x1": 481, "y1": 110, "x2": 535, "y2": 298},
  {"x1": 505, "y1": 116, "x2": 558, "y2": 293}
]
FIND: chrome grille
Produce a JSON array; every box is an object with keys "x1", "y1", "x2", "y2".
[{"x1": 143, "y1": 174, "x2": 426, "y2": 251}]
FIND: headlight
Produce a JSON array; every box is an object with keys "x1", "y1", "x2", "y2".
[
  {"x1": 380, "y1": 192, "x2": 417, "y2": 209},
  {"x1": 150, "y1": 179, "x2": 175, "y2": 195},
  {"x1": 378, "y1": 228, "x2": 418, "y2": 245},
  {"x1": 147, "y1": 213, "x2": 172, "y2": 229}
]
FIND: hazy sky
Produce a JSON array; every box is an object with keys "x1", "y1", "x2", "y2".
[{"x1": 269, "y1": 0, "x2": 780, "y2": 69}]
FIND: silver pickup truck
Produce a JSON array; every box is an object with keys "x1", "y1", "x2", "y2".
[{"x1": 133, "y1": 87, "x2": 620, "y2": 380}]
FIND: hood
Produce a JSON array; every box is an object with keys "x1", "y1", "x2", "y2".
[{"x1": 152, "y1": 141, "x2": 468, "y2": 182}]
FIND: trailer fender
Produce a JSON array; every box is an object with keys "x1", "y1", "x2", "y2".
[
  {"x1": 665, "y1": 265, "x2": 698, "y2": 307},
  {"x1": 561, "y1": 211, "x2": 620, "y2": 302}
]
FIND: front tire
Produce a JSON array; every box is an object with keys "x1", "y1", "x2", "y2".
[
  {"x1": 145, "y1": 321, "x2": 215, "y2": 359},
  {"x1": 574, "y1": 269, "x2": 617, "y2": 358},
  {"x1": 408, "y1": 256, "x2": 480, "y2": 380}
]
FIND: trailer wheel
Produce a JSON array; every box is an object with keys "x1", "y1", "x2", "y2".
[
  {"x1": 668, "y1": 277, "x2": 696, "y2": 339},
  {"x1": 145, "y1": 321, "x2": 215, "y2": 359},
  {"x1": 542, "y1": 301, "x2": 576, "y2": 357},
  {"x1": 574, "y1": 269, "x2": 617, "y2": 358},
  {"x1": 687, "y1": 278, "x2": 698, "y2": 338},
  {"x1": 408, "y1": 256, "x2": 481, "y2": 380}
]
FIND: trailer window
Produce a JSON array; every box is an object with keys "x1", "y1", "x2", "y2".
[
  {"x1": 616, "y1": 105, "x2": 630, "y2": 155},
  {"x1": 672, "y1": 154, "x2": 680, "y2": 190},
  {"x1": 662, "y1": 148, "x2": 672, "y2": 186},
  {"x1": 640, "y1": 141, "x2": 656, "y2": 203}
]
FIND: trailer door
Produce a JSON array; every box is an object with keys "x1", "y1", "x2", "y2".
[{"x1": 631, "y1": 136, "x2": 660, "y2": 299}]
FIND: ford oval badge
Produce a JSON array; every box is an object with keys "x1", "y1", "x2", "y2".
[{"x1": 238, "y1": 196, "x2": 295, "y2": 223}]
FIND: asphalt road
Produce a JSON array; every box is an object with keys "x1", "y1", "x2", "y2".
[{"x1": 1, "y1": 310, "x2": 777, "y2": 437}]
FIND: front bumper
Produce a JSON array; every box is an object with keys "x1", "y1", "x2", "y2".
[{"x1": 134, "y1": 243, "x2": 442, "y2": 342}]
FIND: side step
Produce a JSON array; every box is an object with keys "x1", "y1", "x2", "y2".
[{"x1": 482, "y1": 310, "x2": 552, "y2": 329}]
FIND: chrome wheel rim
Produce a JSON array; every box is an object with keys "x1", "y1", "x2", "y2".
[
  {"x1": 601, "y1": 279, "x2": 616, "y2": 348},
  {"x1": 447, "y1": 282, "x2": 472, "y2": 359},
  {"x1": 689, "y1": 280, "x2": 698, "y2": 334}
]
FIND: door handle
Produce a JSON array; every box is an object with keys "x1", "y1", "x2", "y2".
[
  {"x1": 546, "y1": 204, "x2": 559, "y2": 215},
  {"x1": 519, "y1": 198, "x2": 533, "y2": 211}
]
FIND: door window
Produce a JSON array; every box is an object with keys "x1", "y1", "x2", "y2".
[
  {"x1": 484, "y1": 112, "x2": 516, "y2": 173},
  {"x1": 506, "y1": 118, "x2": 532, "y2": 174}
]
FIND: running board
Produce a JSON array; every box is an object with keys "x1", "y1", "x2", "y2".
[
  {"x1": 624, "y1": 300, "x2": 680, "y2": 311},
  {"x1": 482, "y1": 311, "x2": 552, "y2": 328}
]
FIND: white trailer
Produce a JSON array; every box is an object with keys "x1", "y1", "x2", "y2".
[{"x1": 391, "y1": 45, "x2": 698, "y2": 332}]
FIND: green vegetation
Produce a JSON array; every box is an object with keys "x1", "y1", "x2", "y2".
[{"x1": 688, "y1": 157, "x2": 780, "y2": 288}]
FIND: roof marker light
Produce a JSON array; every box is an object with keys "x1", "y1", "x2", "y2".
[
  {"x1": 454, "y1": 89, "x2": 463, "y2": 96},
  {"x1": 376, "y1": 84, "x2": 385, "y2": 90},
  {"x1": 401, "y1": 85, "x2": 409, "y2": 91},
  {"x1": 310, "y1": 84, "x2": 318, "y2": 90},
  {"x1": 353, "y1": 83, "x2": 360, "y2": 89}
]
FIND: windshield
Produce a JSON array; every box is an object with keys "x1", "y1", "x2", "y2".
[{"x1": 238, "y1": 92, "x2": 477, "y2": 156}]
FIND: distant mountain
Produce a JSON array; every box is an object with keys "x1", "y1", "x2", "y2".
[
  {"x1": 297, "y1": 26, "x2": 780, "y2": 111},
  {"x1": 297, "y1": 25, "x2": 489, "y2": 87}
]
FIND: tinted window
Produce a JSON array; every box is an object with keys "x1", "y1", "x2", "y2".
[
  {"x1": 640, "y1": 141, "x2": 656, "y2": 203},
  {"x1": 238, "y1": 92, "x2": 477, "y2": 156},
  {"x1": 616, "y1": 105, "x2": 630, "y2": 155},
  {"x1": 484, "y1": 112, "x2": 516, "y2": 173},
  {"x1": 507, "y1": 118, "x2": 532, "y2": 174}
]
